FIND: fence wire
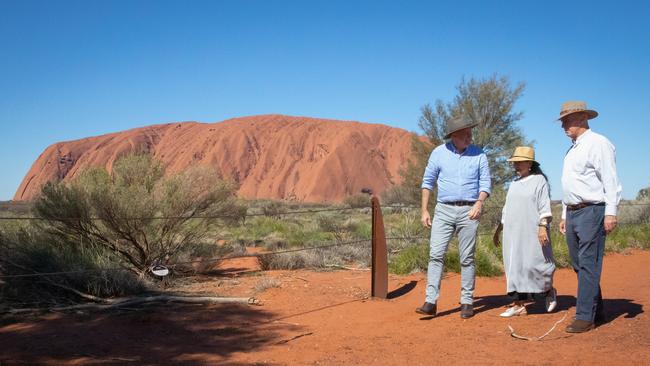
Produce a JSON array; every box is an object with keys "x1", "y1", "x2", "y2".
[
  {"x1": 1, "y1": 201, "x2": 648, "y2": 281},
  {"x1": 0, "y1": 234, "x2": 439, "y2": 280},
  {"x1": 0, "y1": 206, "x2": 367, "y2": 221}
]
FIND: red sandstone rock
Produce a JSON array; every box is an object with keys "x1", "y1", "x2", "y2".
[{"x1": 15, "y1": 114, "x2": 419, "y2": 203}]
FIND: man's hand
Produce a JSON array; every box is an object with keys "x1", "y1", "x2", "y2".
[
  {"x1": 538, "y1": 226, "x2": 550, "y2": 246},
  {"x1": 604, "y1": 215, "x2": 618, "y2": 234},
  {"x1": 559, "y1": 219, "x2": 566, "y2": 235},
  {"x1": 468, "y1": 201, "x2": 482, "y2": 220},
  {"x1": 421, "y1": 210, "x2": 432, "y2": 228}
]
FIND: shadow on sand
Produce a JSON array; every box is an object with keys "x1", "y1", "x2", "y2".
[
  {"x1": 419, "y1": 294, "x2": 643, "y2": 323},
  {"x1": 0, "y1": 302, "x2": 297, "y2": 366},
  {"x1": 387, "y1": 281, "x2": 418, "y2": 299}
]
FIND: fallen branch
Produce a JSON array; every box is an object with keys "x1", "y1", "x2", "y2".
[
  {"x1": 325, "y1": 264, "x2": 370, "y2": 271},
  {"x1": 3, "y1": 295, "x2": 261, "y2": 315},
  {"x1": 275, "y1": 332, "x2": 314, "y2": 345},
  {"x1": 37, "y1": 280, "x2": 109, "y2": 303}
]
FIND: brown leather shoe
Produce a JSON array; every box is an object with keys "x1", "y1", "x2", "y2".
[
  {"x1": 460, "y1": 304, "x2": 474, "y2": 319},
  {"x1": 565, "y1": 319, "x2": 595, "y2": 333},
  {"x1": 416, "y1": 302, "x2": 436, "y2": 316}
]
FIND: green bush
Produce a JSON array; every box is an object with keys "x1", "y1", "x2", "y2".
[
  {"x1": 243, "y1": 216, "x2": 289, "y2": 241},
  {"x1": 261, "y1": 200, "x2": 288, "y2": 218},
  {"x1": 389, "y1": 244, "x2": 429, "y2": 275},
  {"x1": 474, "y1": 239, "x2": 503, "y2": 277},
  {"x1": 606, "y1": 223, "x2": 650, "y2": 251},
  {"x1": 388, "y1": 237, "x2": 503, "y2": 276},
  {"x1": 344, "y1": 193, "x2": 370, "y2": 208},
  {"x1": 32, "y1": 153, "x2": 247, "y2": 277},
  {"x1": 0, "y1": 226, "x2": 147, "y2": 308},
  {"x1": 388, "y1": 241, "x2": 465, "y2": 275},
  {"x1": 550, "y1": 229, "x2": 572, "y2": 268},
  {"x1": 350, "y1": 220, "x2": 372, "y2": 240}
]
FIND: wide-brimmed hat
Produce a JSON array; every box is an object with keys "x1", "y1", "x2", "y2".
[
  {"x1": 444, "y1": 116, "x2": 478, "y2": 139},
  {"x1": 557, "y1": 101, "x2": 598, "y2": 121},
  {"x1": 507, "y1": 146, "x2": 537, "y2": 163}
]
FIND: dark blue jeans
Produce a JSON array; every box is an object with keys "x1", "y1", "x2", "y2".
[{"x1": 565, "y1": 205, "x2": 606, "y2": 322}]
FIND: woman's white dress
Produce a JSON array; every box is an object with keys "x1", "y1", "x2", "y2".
[{"x1": 501, "y1": 174, "x2": 555, "y2": 294}]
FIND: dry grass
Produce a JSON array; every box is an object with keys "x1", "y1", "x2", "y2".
[{"x1": 254, "y1": 277, "x2": 281, "y2": 293}]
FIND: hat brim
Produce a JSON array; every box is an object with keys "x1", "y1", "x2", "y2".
[
  {"x1": 444, "y1": 122, "x2": 479, "y2": 139},
  {"x1": 507, "y1": 157, "x2": 537, "y2": 163},
  {"x1": 557, "y1": 109, "x2": 598, "y2": 121}
]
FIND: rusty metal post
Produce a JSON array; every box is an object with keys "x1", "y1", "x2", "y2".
[{"x1": 371, "y1": 195, "x2": 388, "y2": 299}]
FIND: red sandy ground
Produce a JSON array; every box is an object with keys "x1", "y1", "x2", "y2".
[{"x1": 1, "y1": 250, "x2": 649, "y2": 365}]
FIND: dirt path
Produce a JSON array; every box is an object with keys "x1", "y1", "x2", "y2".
[{"x1": 1, "y1": 250, "x2": 649, "y2": 365}]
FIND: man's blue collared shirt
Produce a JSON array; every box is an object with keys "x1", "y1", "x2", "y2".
[{"x1": 421, "y1": 142, "x2": 491, "y2": 202}]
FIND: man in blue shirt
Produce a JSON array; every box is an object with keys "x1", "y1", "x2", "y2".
[{"x1": 416, "y1": 116, "x2": 491, "y2": 319}]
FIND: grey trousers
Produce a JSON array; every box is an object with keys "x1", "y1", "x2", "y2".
[
  {"x1": 565, "y1": 204, "x2": 606, "y2": 322},
  {"x1": 425, "y1": 203, "x2": 479, "y2": 305}
]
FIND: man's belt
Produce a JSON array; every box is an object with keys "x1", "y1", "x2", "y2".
[
  {"x1": 442, "y1": 201, "x2": 476, "y2": 206},
  {"x1": 566, "y1": 202, "x2": 605, "y2": 211}
]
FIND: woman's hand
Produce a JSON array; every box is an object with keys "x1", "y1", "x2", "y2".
[{"x1": 538, "y1": 226, "x2": 550, "y2": 246}]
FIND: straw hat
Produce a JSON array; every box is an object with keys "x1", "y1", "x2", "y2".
[
  {"x1": 558, "y1": 101, "x2": 598, "y2": 121},
  {"x1": 444, "y1": 116, "x2": 478, "y2": 139},
  {"x1": 507, "y1": 146, "x2": 536, "y2": 163}
]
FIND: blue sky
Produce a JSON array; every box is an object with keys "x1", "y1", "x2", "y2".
[{"x1": 1, "y1": 0, "x2": 649, "y2": 200}]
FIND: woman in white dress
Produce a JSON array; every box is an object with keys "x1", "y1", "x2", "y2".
[{"x1": 493, "y1": 146, "x2": 557, "y2": 317}]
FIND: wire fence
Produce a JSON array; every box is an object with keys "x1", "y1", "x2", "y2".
[
  {"x1": 0, "y1": 206, "x2": 366, "y2": 221},
  {"x1": 0, "y1": 202, "x2": 648, "y2": 282}
]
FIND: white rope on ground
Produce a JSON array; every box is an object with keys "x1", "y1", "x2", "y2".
[{"x1": 507, "y1": 311, "x2": 568, "y2": 341}]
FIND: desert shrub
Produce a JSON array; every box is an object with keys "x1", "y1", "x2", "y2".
[
  {"x1": 283, "y1": 226, "x2": 333, "y2": 246},
  {"x1": 382, "y1": 185, "x2": 423, "y2": 207},
  {"x1": 350, "y1": 220, "x2": 372, "y2": 240},
  {"x1": 478, "y1": 186, "x2": 506, "y2": 233},
  {"x1": 618, "y1": 202, "x2": 650, "y2": 225},
  {"x1": 325, "y1": 243, "x2": 371, "y2": 266},
  {"x1": 254, "y1": 277, "x2": 281, "y2": 293},
  {"x1": 388, "y1": 237, "x2": 504, "y2": 276},
  {"x1": 344, "y1": 193, "x2": 370, "y2": 208},
  {"x1": 606, "y1": 223, "x2": 650, "y2": 251},
  {"x1": 32, "y1": 153, "x2": 247, "y2": 277},
  {"x1": 242, "y1": 217, "x2": 288, "y2": 241},
  {"x1": 0, "y1": 201, "x2": 32, "y2": 216},
  {"x1": 443, "y1": 244, "x2": 462, "y2": 274},
  {"x1": 257, "y1": 240, "x2": 371, "y2": 270},
  {"x1": 389, "y1": 244, "x2": 429, "y2": 275},
  {"x1": 231, "y1": 213, "x2": 337, "y2": 249},
  {"x1": 316, "y1": 214, "x2": 348, "y2": 241},
  {"x1": 0, "y1": 226, "x2": 147, "y2": 308},
  {"x1": 387, "y1": 211, "x2": 428, "y2": 247},
  {"x1": 388, "y1": 241, "x2": 463, "y2": 275},
  {"x1": 474, "y1": 238, "x2": 503, "y2": 277},
  {"x1": 261, "y1": 200, "x2": 288, "y2": 218},
  {"x1": 549, "y1": 229, "x2": 572, "y2": 268},
  {"x1": 258, "y1": 251, "x2": 315, "y2": 270}
]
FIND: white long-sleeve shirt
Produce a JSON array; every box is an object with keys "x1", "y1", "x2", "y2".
[{"x1": 561, "y1": 129, "x2": 622, "y2": 219}]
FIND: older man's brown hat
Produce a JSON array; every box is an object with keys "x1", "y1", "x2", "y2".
[{"x1": 557, "y1": 101, "x2": 598, "y2": 121}]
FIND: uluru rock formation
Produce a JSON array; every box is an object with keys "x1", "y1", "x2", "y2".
[{"x1": 15, "y1": 115, "x2": 419, "y2": 203}]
